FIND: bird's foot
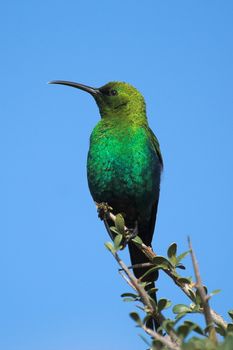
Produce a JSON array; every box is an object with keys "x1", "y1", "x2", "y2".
[
  {"x1": 96, "y1": 202, "x2": 113, "y2": 221},
  {"x1": 124, "y1": 222, "x2": 138, "y2": 244}
]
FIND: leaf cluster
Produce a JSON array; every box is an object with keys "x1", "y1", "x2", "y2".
[{"x1": 104, "y1": 213, "x2": 232, "y2": 350}]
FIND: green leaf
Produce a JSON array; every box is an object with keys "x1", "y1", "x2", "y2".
[
  {"x1": 147, "y1": 287, "x2": 158, "y2": 296},
  {"x1": 184, "y1": 321, "x2": 205, "y2": 335},
  {"x1": 229, "y1": 310, "x2": 233, "y2": 321},
  {"x1": 114, "y1": 234, "x2": 123, "y2": 250},
  {"x1": 121, "y1": 293, "x2": 138, "y2": 298},
  {"x1": 177, "y1": 277, "x2": 192, "y2": 284},
  {"x1": 209, "y1": 289, "x2": 221, "y2": 297},
  {"x1": 195, "y1": 286, "x2": 208, "y2": 306},
  {"x1": 158, "y1": 298, "x2": 171, "y2": 312},
  {"x1": 122, "y1": 297, "x2": 135, "y2": 302},
  {"x1": 130, "y1": 312, "x2": 142, "y2": 325},
  {"x1": 132, "y1": 235, "x2": 143, "y2": 245},
  {"x1": 161, "y1": 319, "x2": 175, "y2": 333},
  {"x1": 176, "y1": 263, "x2": 186, "y2": 270},
  {"x1": 154, "y1": 263, "x2": 170, "y2": 270},
  {"x1": 173, "y1": 304, "x2": 191, "y2": 314},
  {"x1": 177, "y1": 324, "x2": 191, "y2": 338},
  {"x1": 195, "y1": 289, "x2": 202, "y2": 305},
  {"x1": 167, "y1": 242, "x2": 177, "y2": 258},
  {"x1": 176, "y1": 250, "x2": 190, "y2": 263},
  {"x1": 152, "y1": 256, "x2": 173, "y2": 269},
  {"x1": 110, "y1": 226, "x2": 119, "y2": 235},
  {"x1": 104, "y1": 242, "x2": 115, "y2": 254},
  {"x1": 122, "y1": 293, "x2": 138, "y2": 302},
  {"x1": 115, "y1": 214, "x2": 125, "y2": 234},
  {"x1": 227, "y1": 324, "x2": 233, "y2": 333},
  {"x1": 215, "y1": 325, "x2": 226, "y2": 336},
  {"x1": 140, "y1": 281, "x2": 148, "y2": 289},
  {"x1": 188, "y1": 289, "x2": 197, "y2": 302}
]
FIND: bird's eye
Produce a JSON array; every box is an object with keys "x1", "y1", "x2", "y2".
[
  {"x1": 99, "y1": 87, "x2": 118, "y2": 96},
  {"x1": 110, "y1": 89, "x2": 117, "y2": 96}
]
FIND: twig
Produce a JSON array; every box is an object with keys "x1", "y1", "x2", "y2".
[
  {"x1": 119, "y1": 262, "x2": 153, "y2": 271},
  {"x1": 188, "y1": 237, "x2": 218, "y2": 343},
  {"x1": 141, "y1": 324, "x2": 181, "y2": 350},
  {"x1": 112, "y1": 249, "x2": 158, "y2": 319},
  {"x1": 118, "y1": 270, "x2": 136, "y2": 290},
  {"x1": 108, "y1": 248, "x2": 179, "y2": 346}
]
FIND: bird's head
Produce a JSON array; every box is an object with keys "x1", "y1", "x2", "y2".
[
  {"x1": 96, "y1": 81, "x2": 146, "y2": 118},
  {"x1": 48, "y1": 80, "x2": 146, "y2": 120}
]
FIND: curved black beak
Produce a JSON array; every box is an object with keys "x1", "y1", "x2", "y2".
[{"x1": 48, "y1": 80, "x2": 100, "y2": 97}]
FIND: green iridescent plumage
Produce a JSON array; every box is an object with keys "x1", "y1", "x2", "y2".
[{"x1": 49, "y1": 80, "x2": 163, "y2": 319}]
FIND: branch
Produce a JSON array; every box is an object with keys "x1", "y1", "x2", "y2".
[
  {"x1": 188, "y1": 237, "x2": 218, "y2": 343},
  {"x1": 141, "y1": 324, "x2": 181, "y2": 350},
  {"x1": 101, "y1": 206, "x2": 227, "y2": 331},
  {"x1": 107, "y1": 245, "x2": 180, "y2": 347}
]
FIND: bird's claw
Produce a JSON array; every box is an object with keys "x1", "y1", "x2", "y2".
[
  {"x1": 124, "y1": 222, "x2": 138, "y2": 244},
  {"x1": 96, "y1": 202, "x2": 113, "y2": 220}
]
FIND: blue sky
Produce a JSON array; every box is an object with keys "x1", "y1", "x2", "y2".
[{"x1": 1, "y1": 1, "x2": 233, "y2": 349}]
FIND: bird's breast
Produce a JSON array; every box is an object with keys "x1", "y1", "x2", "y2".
[{"x1": 87, "y1": 122, "x2": 161, "y2": 213}]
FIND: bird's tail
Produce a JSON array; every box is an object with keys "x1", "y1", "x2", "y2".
[{"x1": 128, "y1": 242, "x2": 160, "y2": 330}]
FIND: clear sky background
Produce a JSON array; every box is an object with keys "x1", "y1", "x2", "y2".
[{"x1": 1, "y1": 1, "x2": 233, "y2": 350}]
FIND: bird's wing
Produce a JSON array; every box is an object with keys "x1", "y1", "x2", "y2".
[
  {"x1": 145, "y1": 127, "x2": 163, "y2": 244},
  {"x1": 148, "y1": 127, "x2": 163, "y2": 168}
]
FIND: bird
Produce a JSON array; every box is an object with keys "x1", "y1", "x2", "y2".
[{"x1": 49, "y1": 80, "x2": 163, "y2": 326}]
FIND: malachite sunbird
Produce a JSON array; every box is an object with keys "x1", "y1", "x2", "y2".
[{"x1": 49, "y1": 80, "x2": 163, "y2": 312}]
